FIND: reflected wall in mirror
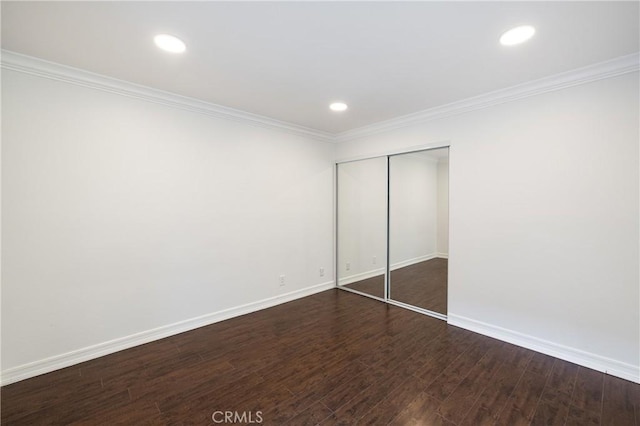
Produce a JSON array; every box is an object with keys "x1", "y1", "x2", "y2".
[
  {"x1": 389, "y1": 148, "x2": 448, "y2": 314},
  {"x1": 337, "y1": 157, "x2": 387, "y2": 299}
]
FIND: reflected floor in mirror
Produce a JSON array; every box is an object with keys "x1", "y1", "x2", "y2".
[
  {"x1": 343, "y1": 258, "x2": 447, "y2": 314},
  {"x1": 391, "y1": 258, "x2": 447, "y2": 314},
  {"x1": 342, "y1": 274, "x2": 385, "y2": 299}
]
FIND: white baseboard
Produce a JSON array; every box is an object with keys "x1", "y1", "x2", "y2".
[
  {"x1": 390, "y1": 254, "x2": 437, "y2": 271},
  {"x1": 448, "y1": 313, "x2": 640, "y2": 384},
  {"x1": 338, "y1": 267, "x2": 386, "y2": 286},
  {"x1": 338, "y1": 254, "x2": 447, "y2": 286},
  {"x1": 436, "y1": 252, "x2": 449, "y2": 259},
  {"x1": 0, "y1": 281, "x2": 335, "y2": 386}
]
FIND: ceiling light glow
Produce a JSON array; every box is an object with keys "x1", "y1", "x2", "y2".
[
  {"x1": 154, "y1": 34, "x2": 186, "y2": 53},
  {"x1": 330, "y1": 102, "x2": 348, "y2": 112},
  {"x1": 499, "y1": 25, "x2": 535, "y2": 46}
]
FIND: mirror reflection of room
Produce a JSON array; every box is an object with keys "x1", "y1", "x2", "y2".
[
  {"x1": 389, "y1": 148, "x2": 448, "y2": 314},
  {"x1": 337, "y1": 157, "x2": 387, "y2": 299}
]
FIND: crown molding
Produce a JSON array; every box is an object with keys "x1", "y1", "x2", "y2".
[
  {"x1": 2, "y1": 50, "x2": 638, "y2": 145},
  {"x1": 0, "y1": 50, "x2": 335, "y2": 143},
  {"x1": 334, "y1": 52, "x2": 640, "y2": 142}
]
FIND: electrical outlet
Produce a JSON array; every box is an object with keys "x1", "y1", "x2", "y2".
[
  {"x1": 279, "y1": 275, "x2": 285, "y2": 286},
  {"x1": 346, "y1": 262, "x2": 351, "y2": 271},
  {"x1": 319, "y1": 267, "x2": 325, "y2": 277},
  {"x1": 373, "y1": 255, "x2": 377, "y2": 265}
]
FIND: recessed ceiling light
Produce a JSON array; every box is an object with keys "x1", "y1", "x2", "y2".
[
  {"x1": 499, "y1": 25, "x2": 536, "y2": 46},
  {"x1": 330, "y1": 102, "x2": 348, "y2": 112},
  {"x1": 154, "y1": 34, "x2": 186, "y2": 53}
]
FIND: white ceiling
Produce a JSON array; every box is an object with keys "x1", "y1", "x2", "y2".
[{"x1": 2, "y1": 1, "x2": 638, "y2": 135}]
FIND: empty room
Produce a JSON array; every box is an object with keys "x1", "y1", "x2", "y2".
[{"x1": 1, "y1": 1, "x2": 639, "y2": 425}]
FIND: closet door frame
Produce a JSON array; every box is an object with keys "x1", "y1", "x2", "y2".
[
  {"x1": 334, "y1": 141, "x2": 450, "y2": 321},
  {"x1": 335, "y1": 155, "x2": 388, "y2": 302}
]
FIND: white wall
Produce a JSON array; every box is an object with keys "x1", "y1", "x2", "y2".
[
  {"x1": 1, "y1": 68, "x2": 335, "y2": 379},
  {"x1": 437, "y1": 159, "x2": 449, "y2": 256},
  {"x1": 336, "y1": 72, "x2": 640, "y2": 382}
]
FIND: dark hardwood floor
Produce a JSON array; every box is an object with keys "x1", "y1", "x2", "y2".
[
  {"x1": 2, "y1": 289, "x2": 638, "y2": 425},
  {"x1": 343, "y1": 258, "x2": 447, "y2": 314}
]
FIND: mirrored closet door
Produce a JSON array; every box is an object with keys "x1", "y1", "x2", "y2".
[
  {"x1": 336, "y1": 147, "x2": 449, "y2": 319},
  {"x1": 389, "y1": 148, "x2": 448, "y2": 317},
  {"x1": 336, "y1": 156, "x2": 387, "y2": 299}
]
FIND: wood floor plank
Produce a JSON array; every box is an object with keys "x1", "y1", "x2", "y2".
[
  {"x1": 289, "y1": 358, "x2": 368, "y2": 403},
  {"x1": 67, "y1": 400, "x2": 163, "y2": 426},
  {"x1": 323, "y1": 357, "x2": 418, "y2": 424},
  {"x1": 261, "y1": 388, "x2": 324, "y2": 424},
  {"x1": 414, "y1": 328, "x2": 478, "y2": 384},
  {"x1": 438, "y1": 342, "x2": 508, "y2": 423},
  {"x1": 529, "y1": 359, "x2": 577, "y2": 426},
  {"x1": 388, "y1": 392, "x2": 454, "y2": 426},
  {"x1": 156, "y1": 371, "x2": 265, "y2": 417},
  {"x1": 530, "y1": 397, "x2": 572, "y2": 426},
  {"x1": 602, "y1": 374, "x2": 637, "y2": 426},
  {"x1": 1, "y1": 365, "x2": 84, "y2": 404},
  {"x1": 565, "y1": 405, "x2": 601, "y2": 425},
  {"x1": 5, "y1": 389, "x2": 131, "y2": 425},
  {"x1": 424, "y1": 335, "x2": 493, "y2": 402},
  {"x1": 540, "y1": 359, "x2": 579, "y2": 401},
  {"x1": 128, "y1": 358, "x2": 236, "y2": 403},
  {"x1": 356, "y1": 375, "x2": 427, "y2": 425},
  {"x1": 281, "y1": 401, "x2": 333, "y2": 426},
  {"x1": 459, "y1": 347, "x2": 533, "y2": 426},
  {"x1": 525, "y1": 352, "x2": 555, "y2": 378},
  {"x1": 495, "y1": 369, "x2": 548, "y2": 425},
  {"x1": 0, "y1": 368, "x2": 102, "y2": 424},
  {"x1": 320, "y1": 370, "x2": 376, "y2": 413},
  {"x1": 570, "y1": 366, "x2": 604, "y2": 418}
]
